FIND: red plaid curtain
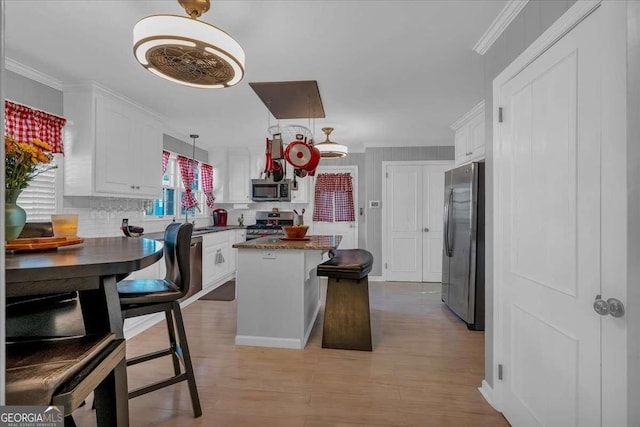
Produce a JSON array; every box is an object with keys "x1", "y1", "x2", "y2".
[
  {"x1": 201, "y1": 163, "x2": 215, "y2": 209},
  {"x1": 5, "y1": 100, "x2": 67, "y2": 154},
  {"x1": 162, "y1": 150, "x2": 171, "y2": 174},
  {"x1": 177, "y1": 155, "x2": 199, "y2": 211},
  {"x1": 313, "y1": 173, "x2": 355, "y2": 222}
]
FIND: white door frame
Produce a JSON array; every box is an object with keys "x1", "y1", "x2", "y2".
[
  {"x1": 381, "y1": 160, "x2": 453, "y2": 281},
  {"x1": 490, "y1": 1, "x2": 628, "y2": 424},
  {"x1": 311, "y1": 165, "x2": 358, "y2": 247}
]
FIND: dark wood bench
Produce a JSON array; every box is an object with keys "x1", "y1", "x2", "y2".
[
  {"x1": 317, "y1": 249, "x2": 374, "y2": 351},
  {"x1": 6, "y1": 333, "x2": 127, "y2": 426}
]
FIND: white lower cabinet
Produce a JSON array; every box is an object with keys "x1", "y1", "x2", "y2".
[
  {"x1": 202, "y1": 231, "x2": 232, "y2": 288},
  {"x1": 229, "y1": 229, "x2": 246, "y2": 273}
]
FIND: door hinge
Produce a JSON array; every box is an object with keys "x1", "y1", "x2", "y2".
[
  {"x1": 498, "y1": 107, "x2": 504, "y2": 123},
  {"x1": 385, "y1": 263, "x2": 388, "y2": 269},
  {"x1": 386, "y1": 172, "x2": 389, "y2": 178},
  {"x1": 498, "y1": 364, "x2": 503, "y2": 380}
]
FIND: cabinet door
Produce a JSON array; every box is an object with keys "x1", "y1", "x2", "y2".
[
  {"x1": 95, "y1": 96, "x2": 136, "y2": 194},
  {"x1": 132, "y1": 114, "x2": 163, "y2": 198},
  {"x1": 291, "y1": 176, "x2": 309, "y2": 203},
  {"x1": 229, "y1": 229, "x2": 246, "y2": 273},
  {"x1": 227, "y1": 149, "x2": 251, "y2": 203},
  {"x1": 468, "y1": 113, "x2": 485, "y2": 161},
  {"x1": 454, "y1": 126, "x2": 470, "y2": 166},
  {"x1": 203, "y1": 242, "x2": 230, "y2": 288}
]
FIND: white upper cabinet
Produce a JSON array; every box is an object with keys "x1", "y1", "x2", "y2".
[
  {"x1": 63, "y1": 83, "x2": 162, "y2": 199},
  {"x1": 291, "y1": 175, "x2": 309, "y2": 203},
  {"x1": 451, "y1": 101, "x2": 485, "y2": 166},
  {"x1": 227, "y1": 149, "x2": 252, "y2": 203},
  {"x1": 208, "y1": 147, "x2": 254, "y2": 204}
]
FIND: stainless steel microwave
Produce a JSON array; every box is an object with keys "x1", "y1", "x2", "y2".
[{"x1": 251, "y1": 179, "x2": 291, "y2": 202}]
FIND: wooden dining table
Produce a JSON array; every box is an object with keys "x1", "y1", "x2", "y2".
[{"x1": 5, "y1": 236, "x2": 164, "y2": 427}]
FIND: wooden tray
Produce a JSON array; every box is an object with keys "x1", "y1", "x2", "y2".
[{"x1": 6, "y1": 236, "x2": 84, "y2": 252}]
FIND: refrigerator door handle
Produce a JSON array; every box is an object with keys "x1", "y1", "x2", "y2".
[{"x1": 444, "y1": 188, "x2": 454, "y2": 257}]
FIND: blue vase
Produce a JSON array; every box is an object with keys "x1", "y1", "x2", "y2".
[{"x1": 5, "y1": 189, "x2": 26, "y2": 241}]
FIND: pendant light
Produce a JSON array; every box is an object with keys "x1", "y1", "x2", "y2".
[
  {"x1": 315, "y1": 127, "x2": 348, "y2": 158},
  {"x1": 133, "y1": 0, "x2": 245, "y2": 88}
]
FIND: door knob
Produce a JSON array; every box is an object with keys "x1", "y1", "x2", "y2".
[
  {"x1": 424, "y1": 228, "x2": 429, "y2": 232},
  {"x1": 593, "y1": 295, "x2": 625, "y2": 318},
  {"x1": 593, "y1": 295, "x2": 609, "y2": 316}
]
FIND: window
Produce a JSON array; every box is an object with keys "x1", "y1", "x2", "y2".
[
  {"x1": 145, "y1": 154, "x2": 206, "y2": 218},
  {"x1": 312, "y1": 173, "x2": 355, "y2": 222},
  {"x1": 17, "y1": 155, "x2": 58, "y2": 221}
]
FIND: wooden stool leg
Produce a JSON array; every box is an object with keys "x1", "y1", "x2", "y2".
[
  {"x1": 322, "y1": 276, "x2": 372, "y2": 351},
  {"x1": 172, "y1": 301, "x2": 202, "y2": 417}
]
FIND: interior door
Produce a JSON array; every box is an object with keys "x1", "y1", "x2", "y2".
[
  {"x1": 310, "y1": 166, "x2": 357, "y2": 249},
  {"x1": 421, "y1": 164, "x2": 449, "y2": 282},
  {"x1": 496, "y1": 3, "x2": 625, "y2": 425},
  {"x1": 385, "y1": 164, "x2": 423, "y2": 281},
  {"x1": 385, "y1": 162, "x2": 451, "y2": 282}
]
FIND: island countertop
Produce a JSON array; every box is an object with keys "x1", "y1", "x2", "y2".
[{"x1": 233, "y1": 235, "x2": 342, "y2": 250}]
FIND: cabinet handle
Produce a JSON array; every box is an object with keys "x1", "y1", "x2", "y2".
[
  {"x1": 130, "y1": 185, "x2": 135, "y2": 189},
  {"x1": 135, "y1": 186, "x2": 140, "y2": 190}
]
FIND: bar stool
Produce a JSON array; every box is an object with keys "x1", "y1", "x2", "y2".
[
  {"x1": 317, "y1": 249, "x2": 374, "y2": 351},
  {"x1": 117, "y1": 222, "x2": 202, "y2": 417},
  {"x1": 6, "y1": 333, "x2": 127, "y2": 427}
]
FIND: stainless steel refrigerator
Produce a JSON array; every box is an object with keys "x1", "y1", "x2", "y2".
[{"x1": 441, "y1": 162, "x2": 485, "y2": 330}]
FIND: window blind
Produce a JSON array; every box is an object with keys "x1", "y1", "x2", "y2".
[{"x1": 17, "y1": 158, "x2": 57, "y2": 221}]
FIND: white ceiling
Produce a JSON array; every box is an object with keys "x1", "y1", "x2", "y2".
[{"x1": 4, "y1": 0, "x2": 506, "y2": 153}]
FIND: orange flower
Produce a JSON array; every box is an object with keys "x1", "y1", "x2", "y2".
[{"x1": 5, "y1": 134, "x2": 56, "y2": 191}]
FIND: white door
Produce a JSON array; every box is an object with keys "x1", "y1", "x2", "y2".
[
  {"x1": 384, "y1": 162, "x2": 451, "y2": 282},
  {"x1": 310, "y1": 166, "x2": 357, "y2": 249},
  {"x1": 495, "y1": 2, "x2": 626, "y2": 425}
]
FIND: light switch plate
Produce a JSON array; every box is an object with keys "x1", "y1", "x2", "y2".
[{"x1": 262, "y1": 251, "x2": 276, "y2": 259}]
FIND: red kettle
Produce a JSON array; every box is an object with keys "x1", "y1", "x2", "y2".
[{"x1": 212, "y1": 208, "x2": 228, "y2": 226}]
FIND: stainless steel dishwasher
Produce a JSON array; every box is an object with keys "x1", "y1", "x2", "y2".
[{"x1": 181, "y1": 235, "x2": 202, "y2": 301}]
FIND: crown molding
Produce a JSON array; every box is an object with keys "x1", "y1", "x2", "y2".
[
  {"x1": 450, "y1": 100, "x2": 485, "y2": 130},
  {"x1": 5, "y1": 57, "x2": 63, "y2": 91},
  {"x1": 473, "y1": 0, "x2": 529, "y2": 55}
]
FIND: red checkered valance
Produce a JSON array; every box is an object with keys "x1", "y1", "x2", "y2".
[
  {"x1": 201, "y1": 163, "x2": 215, "y2": 209},
  {"x1": 162, "y1": 150, "x2": 171, "y2": 174},
  {"x1": 177, "y1": 155, "x2": 199, "y2": 211},
  {"x1": 312, "y1": 173, "x2": 355, "y2": 222},
  {"x1": 4, "y1": 100, "x2": 67, "y2": 154}
]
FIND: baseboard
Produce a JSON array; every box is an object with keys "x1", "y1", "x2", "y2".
[
  {"x1": 478, "y1": 379, "x2": 500, "y2": 412},
  {"x1": 303, "y1": 302, "x2": 321, "y2": 347},
  {"x1": 368, "y1": 275, "x2": 385, "y2": 282},
  {"x1": 235, "y1": 335, "x2": 303, "y2": 349},
  {"x1": 123, "y1": 312, "x2": 164, "y2": 339}
]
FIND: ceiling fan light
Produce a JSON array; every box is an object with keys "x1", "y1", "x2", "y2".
[
  {"x1": 316, "y1": 127, "x2": 348, "y2": 158},
  {"x1": 316, "y1": 142, "x2": 348, "y2": 158},
  {"x1": 133, "y1": 13, "x2": 245, "y2": 88}
]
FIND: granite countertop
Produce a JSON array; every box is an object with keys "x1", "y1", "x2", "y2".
[
  {"x1": 233, "y1": 235, "x2": 342, "y2": 250},
  {"x1": 143, "y1": 225, "x2": 245, "y2": 241}
]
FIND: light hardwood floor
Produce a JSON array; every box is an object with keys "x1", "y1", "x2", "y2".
[{"x1": 74, "y1": 281, "x2": 509, "y2": 426}]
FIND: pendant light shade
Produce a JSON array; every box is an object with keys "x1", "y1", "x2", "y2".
[
  {"x1": 315, "y1": 127, "x2": 348, "y2": 158},
  {"x1": 133, "y1": 0, "x2": 245, "y2": 88}
]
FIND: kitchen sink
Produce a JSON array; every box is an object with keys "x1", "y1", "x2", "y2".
[{"x1": 192, "y1": 226, "x2": 228, "y2": 235}]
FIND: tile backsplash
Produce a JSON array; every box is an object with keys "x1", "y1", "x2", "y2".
[{"x1": 60, "y1": 197, "x2": 311, "y2": 237}]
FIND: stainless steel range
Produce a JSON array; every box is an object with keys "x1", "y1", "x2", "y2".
[{"x1": 245, "y1": 211, "x2": 295, "y2": 241}]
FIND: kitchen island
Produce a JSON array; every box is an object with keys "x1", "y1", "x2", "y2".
[{"x1": 233, "y1": 235, "x2": 342, "y2": 349}]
